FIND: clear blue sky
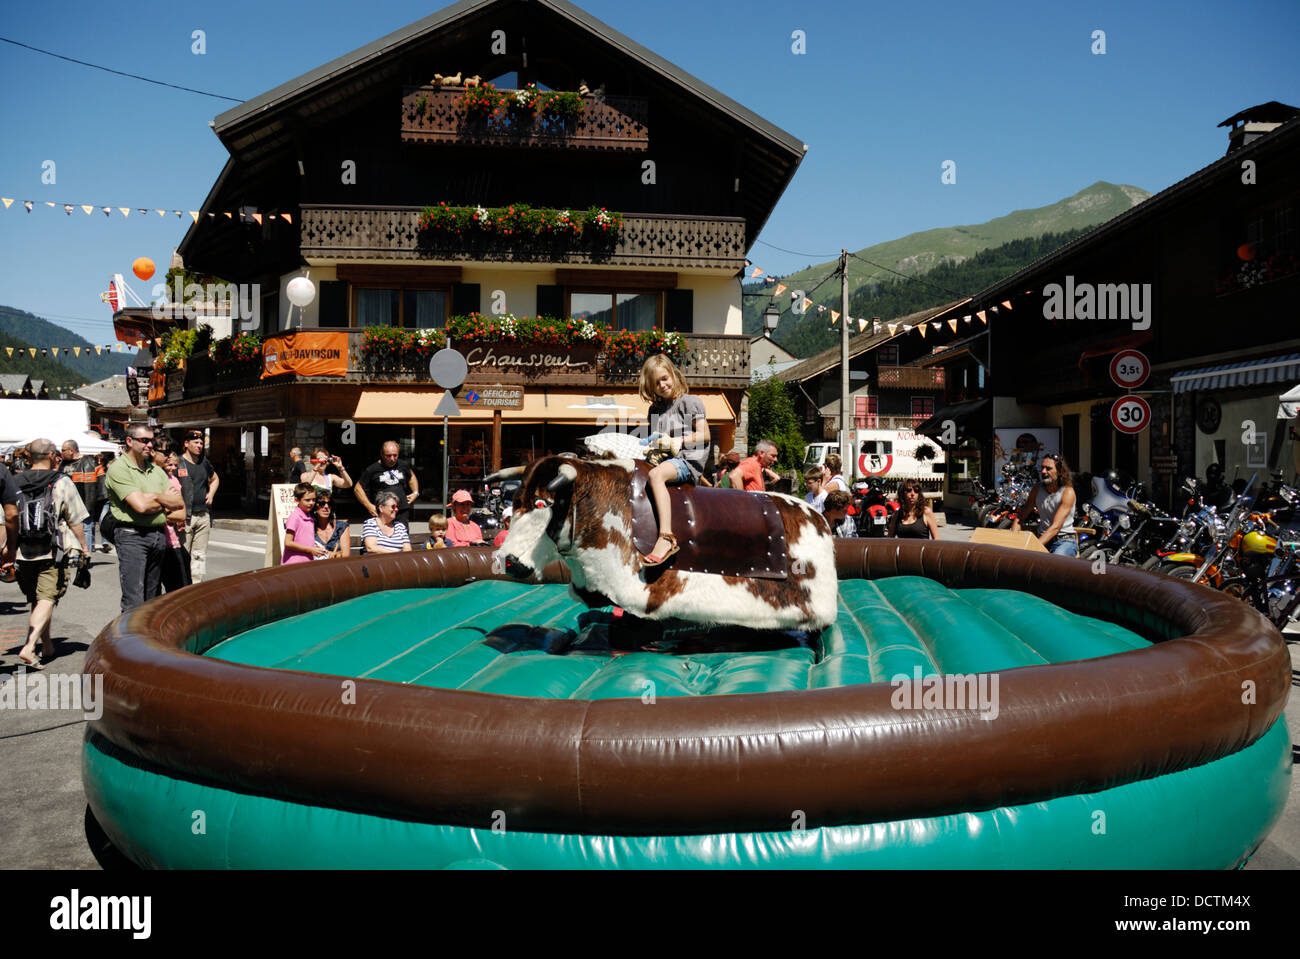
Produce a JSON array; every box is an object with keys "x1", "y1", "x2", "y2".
[{"x1": 1, "y1": 0, "x2": 1297, "y2": 346}]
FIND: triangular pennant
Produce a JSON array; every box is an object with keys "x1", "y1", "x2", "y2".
[
  {"x1": 1001, "y1": 300, "x2": 1012, "y2": 310},
  {"x1": 28, "y1": 348, "x2": 37, "y2": 357},
  {"x1": 190, "y1": 211, "x2": 199, "y2": 223},
  {"x1": 138, "y1": 209, "x2": 148, "y2": 215},
  {"x1": 101, "y1": 206, "x2": 112, "y2": 217},
  {"x1": 774, "y1": 283, "x2": 786, "y2": 295},
  {"x1": 175, "y1": 210, "x2": 184, "y2": 218},
  {"x1": 157, "y1": 209, "x2": 167, "y2": 217},
  {"x1": 887, "y1": 323, "x2": 898, "y2": 335},
  {"x1": 120, "y1": 207, "x2": 131, "y2": 218},
  {"x1": 857, "y1": 317, "x2": 868, "y2": 332},
  {"x1": 931, "y1": 321, "x2": 941, "y2": 330},
  {"x1": 223, "y1": 211, "x2": 233, "y2": 219},
  {"x1": 802, "y1": 298, "x2": 813, "y2": 312},
  {"x1": 4, "y1": 347, "x2": 11, "y2": 357},
  {"x1": 46, "y1": 201, "x2": 56, "y2": 207},
  {"x1": 74, "y1": 347, "x2": 81, "y2": 356},
  {"x1": 24, "y1": 201, "x2": 33, "y2": 212},
  {"x1": 81, "y1": 205, "x2": 94, "y2": 215},
  {"x1": 917, "y1": 324, "x2": 927, "y2": 338},
  {"x1": 948, "y1": 318, "x2": 958, "y2": 332},
  {"x1": 251, "y1": 213, "x2": 263, "y2": 225},
  {"x1": 963, "y1": 316, "x2": 972, "y2": 324},
  {"x1": 1, "y1": 198, "x2": 11, "y2": 208},
  {"x1": 830, "y1": 311, "x2": 840, "y2": 323},
  {"x1": 281, "y1": 213, "x2": 291, "y2": 225},
  {"x1": 94, "y1": 346, "x2": 102, "y2": 355},
  {"x1": 816, "y1": 304, "x2": 826, "y2": 314},
  {"x1": 750, "y1": 267, "x2": 764, "y2": 279},
  {"x1": 902, "y1": 324, "x2": 912, "y2": 332},
  {"x1": 64, "y1": 205, "x2": 74, "y2": 215},
  {"x1": 977, "y1": 310, "x2": 987, "y2": 324}
]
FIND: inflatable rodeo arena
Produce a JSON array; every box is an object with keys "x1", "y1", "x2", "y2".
[{"x1": 83, "y1": 458, "x2": 1290, "y2": 869}]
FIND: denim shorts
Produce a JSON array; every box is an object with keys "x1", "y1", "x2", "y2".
[
  {"x1": 1047, "y1": 534, "x2": 1079, "y2": 557},
  {"x1": 662, "y1": 457, "x2": 694, "y2": 484}
]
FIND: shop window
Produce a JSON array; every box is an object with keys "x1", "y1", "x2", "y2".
[{"x1": 570, "y1": 291, "x2": 660, "y2": 331}]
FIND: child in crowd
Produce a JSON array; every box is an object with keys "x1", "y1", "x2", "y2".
[
  {"x1": 804, "y1": 467, "x2": 827, "y2": 513},
  {"x1": 639, "y1": 353, "x2": 710, "y2": 566},
  {"x1": 822, "y1": 490, "x2": 857, "y2": 538},
  {"x1": 424, "y1": 514, "x2": 448, "y2": 549},
  {"x1": 282, "y1": 483, "x2": 326, "y2": 564}
]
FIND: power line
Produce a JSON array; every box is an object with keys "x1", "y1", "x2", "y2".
[
  {"x1": 847, "y1": 251, "x2": 970, "y2": 301},
  {"x1": 752, "y1": 238, "x2": 841, "y2": 260},
  {"x1": 0, "y1": 35, "x2": 245, "y2": 102}
]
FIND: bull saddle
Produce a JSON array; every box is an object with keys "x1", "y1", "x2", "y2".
[{"x1": 627, "y1": 462, "x2": 789, "y2": 579}]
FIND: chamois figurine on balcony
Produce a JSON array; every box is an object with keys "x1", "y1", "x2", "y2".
[
  {"x1": 432, "y1": 71, "x2": 463, "y2": 87},
  {"x1": 464, "y1": 75, "x2": 482, "y2": 87},
  {"x1": 578, "y1": 79, "x2": 606, "y2": 102}
]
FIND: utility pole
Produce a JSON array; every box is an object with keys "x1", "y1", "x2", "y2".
[{"x1": 840, "y1": 249, "x2": 851, "y2": 477}]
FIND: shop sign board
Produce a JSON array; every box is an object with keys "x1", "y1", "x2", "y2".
[
  {"x1": 463, "y1": 343, "x2": 599, "y2": 382},
  {"x1": 464, "y1": 386, "x2": 525, "y2": 410}
]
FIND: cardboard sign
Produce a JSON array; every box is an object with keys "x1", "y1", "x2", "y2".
[
  {"x1": 263, "y1": 483, "x2": 300, "y2": 568},
  {"x1": 969, "y1": 528, "x2": 1050, "y2": 553},
  {"x1": 261, "y1": 331, "x2": 348, "y2": 379}
]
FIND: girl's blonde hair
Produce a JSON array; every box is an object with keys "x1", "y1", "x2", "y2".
[{"x1": 638, "y1": 353, "x2": 687, "y2": 404}]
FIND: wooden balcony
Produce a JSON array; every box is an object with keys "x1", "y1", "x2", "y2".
[
  {"x1": 301, "y1": 206, "x2": 747, "y2": 271},
  {"x1": 876, "y1": 365, "x2": 945, "y2": 390},
  {"x1": 401, "y1": 86, "x2": 649, "y2": 151},
  {"x1": 160, "y1": 330, "x2": 754, "y2": 403}
]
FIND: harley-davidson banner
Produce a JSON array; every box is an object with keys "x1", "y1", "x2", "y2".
[{"x1": 261, "y1": 331, "x2": 349, "y2": 379}]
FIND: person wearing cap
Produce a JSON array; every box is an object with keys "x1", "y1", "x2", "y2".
[
  {"x1": 446, "y1": 489, "x2": 485, "y2": 546},
  {"x1": 177, "y1": 429, "x2": 219, "y2": 583}
]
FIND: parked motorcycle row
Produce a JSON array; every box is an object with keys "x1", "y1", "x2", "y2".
[{"x1": 968, "y1": 467, "x2": 1300, "y2": 630}]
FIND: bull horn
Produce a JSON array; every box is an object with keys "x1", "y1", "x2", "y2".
[
  {"x1": 485, "y1": 466, "x2": 527, "y2": 483},
  {"x1": 546, "y1": 462, "x2": 577, "y2": 493}
]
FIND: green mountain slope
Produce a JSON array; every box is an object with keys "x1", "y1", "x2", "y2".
[
  {"x1": 0, "y1": 306, "x2": 135, "y2": 383},
  {"x1": 746, "y1": 180, "x2": 1151, "y2": 345}
]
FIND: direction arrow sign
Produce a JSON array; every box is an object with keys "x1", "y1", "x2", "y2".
[
  {"x1": 1109, "y1": 349, "x2": 1150, "y2": 390},
  {"x1": 433, "y1": 390, "x2": 461, "y2": 417},
  {"x1": 1110, "y1": 394, "x2": 1151, "y2": 435}
]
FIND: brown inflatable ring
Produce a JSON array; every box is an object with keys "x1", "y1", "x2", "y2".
[{"x1": 84, "y1": 540, "x2": 1289, "y2": 835}]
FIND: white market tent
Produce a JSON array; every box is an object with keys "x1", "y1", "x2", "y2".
[
  {"x1": 0, "y1": 399, "x2": 122, "y2": 455},
  {"x1": 1278, "y1": 383, "x2": 1300, "y2": 420}
]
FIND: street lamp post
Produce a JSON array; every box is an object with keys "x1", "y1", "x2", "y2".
[{"x1": 763, "y1": 302, "x2": 781, "y2": 337}]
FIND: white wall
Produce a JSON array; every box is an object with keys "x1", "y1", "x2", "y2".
[{"x1": 281, "y1": 266, "x2": 336, "y2": 329}]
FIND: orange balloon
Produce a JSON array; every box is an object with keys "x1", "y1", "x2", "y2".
[
  {"x1": 1237, "y1": 243, "x2": 1256, "y2": 261},
  {"x1": 133, "y1": 257, "x2": 156, "y2": 281}
]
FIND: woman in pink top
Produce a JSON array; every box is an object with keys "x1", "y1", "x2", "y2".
[
  {"x1": 282, "y1": 483, "x2": 327, "y2": 564},
  {"x1": 152, "y1": 438, "x2": 191, "y2": 592}
]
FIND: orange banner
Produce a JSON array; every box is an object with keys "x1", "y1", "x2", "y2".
[
  {"x1": 261, "y1": 331, "x2": 349, "y2": 378},
  {"x1": 147, "y1": 371, "x2": 167, "y2": 403}
]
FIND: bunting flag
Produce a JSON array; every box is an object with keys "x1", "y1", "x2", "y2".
[
  {"x1": 830, "y1": 310, "x2": 840, "y2": 323},
  {"x1": 1001, "y1": 300, "x2": 1012, "y2": 310},
  {"x1": 763, "y1": 275, "x2": 773, "y2": 285},
  {"x1": 4, "y1": 347, "x2": 11, "y2": 357},
  {"x1": 873, "y1": 321, "x2": 882, "y2": 334},
  {"x1": 963, "y1": 315, "x2": 972, "y2": 324},
  {"x1": 802, "y1": 297, "x2": 813, "y2": 312},
  {"x1": 816, "y1": 304, "x2": 827, "y2": 314},
  {"x1": 81, "y1": 205, "x2": 93, "y2": 216},
  {"x1": 1, "y1": 198, "x2": 11, "y2": 209},
  {"x1": 1, "y1": 197, "x2": 293, "y2": 224},
  {"x1": 750, "y1": 267, "x2": 764, "y2": 279},
  {"x1": 74, "y1": 347, "x2": 81, "y2": 356},
  {"x1": 23, "y1": 201, "x2": 32, "y2": 212},
  {"x1": 989, "y1": 305, "x2": 998, "y2": 314},
  {"x1": 931, "y1": 321, "x2": 942, "y2": 330},
  {"x1": 28, "y1": 348, "x2": 36, "y2": 357},
  {"x1": 774, "y1": 283, "x2": 786, "y2": 295},
  {"x1": 857, "y1": 317, "x2": 868, "y2": 332},
  {"x1": 120, "y1": 208, "x2": 130, "y2": 218},
  {"x1": 948, "y1": 318, "x2": 958, "y2": 332},
  {"x1": 887, "y1": 323, "x2": 898, "y2": 335},
  {"x1": 977, "y1": 310, "x2": 987, "y2": 324},
  {"x1": 917, "y1": 324, "x2": 927, "y2": 338}
]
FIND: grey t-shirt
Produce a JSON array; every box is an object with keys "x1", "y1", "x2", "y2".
[{"x1": 649, "y1": 394, "x2": 709, "y2": 475}]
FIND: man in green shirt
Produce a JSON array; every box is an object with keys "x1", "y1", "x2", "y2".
[{"x1": 106, "y1": 423, "x2": 185, "y2": 612}]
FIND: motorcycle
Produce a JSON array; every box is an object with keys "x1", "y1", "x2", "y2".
[{"x1": 854, "y1": 476, "x2": 898, "y2": 537}]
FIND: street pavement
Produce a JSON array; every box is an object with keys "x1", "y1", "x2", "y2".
[{"x1": 0, "y1": 519, "x2": 1295, "y2": 869}]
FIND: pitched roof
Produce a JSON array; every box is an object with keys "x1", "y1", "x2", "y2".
[
  {"x1": 777, "y1": 299, "x2": 971, "y2": 384},
  {"x1": 74, "y1": 375, "x2": 132, "y2": 410},
  {"x1": 0, "y1": 373, "x2": 31, "y2": 395}
]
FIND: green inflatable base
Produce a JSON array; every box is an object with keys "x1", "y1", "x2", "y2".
[{"x1": 84, "y1": 716, "x2": 1290, "y2": 869}]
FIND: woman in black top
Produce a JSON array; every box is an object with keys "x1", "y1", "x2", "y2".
[{"x1": 889, "y1": 479, "x2": 939, "y2": 539}]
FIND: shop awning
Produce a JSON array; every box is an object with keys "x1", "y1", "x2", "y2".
[
  {"x1": 1171, "y1": 353, "x2": 1300, "y2": 394},
  {"x1": 352, "y1": 389, "x2": 735, "y2": 425},
  {"x1": 914, "y1": 398, "x2": 989, "y2": 439},
  {"x1": 1278, "y1": 382, "x2": 1300, "y2": 419}
]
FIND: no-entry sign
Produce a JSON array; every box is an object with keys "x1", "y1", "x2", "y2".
[
  {"x1": 1111, "y1": 395, "x2": 1152, "y2": 434},
  {"x1": 1109, "y1": 349, "x2": 1150, "y2": 390}
]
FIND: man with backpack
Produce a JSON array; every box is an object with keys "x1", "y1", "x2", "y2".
[{"x1": 12, "y1": 439, "x2": 89, "y2": 670}]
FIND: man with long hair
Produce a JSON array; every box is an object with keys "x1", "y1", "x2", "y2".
[{"x1": 1011, "y1": 453, "x2": 1078, "y2": 556}]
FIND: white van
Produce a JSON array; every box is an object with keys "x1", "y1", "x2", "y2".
[{"x1": 803, "y1": 429, "x2": 947, "y2": 493}]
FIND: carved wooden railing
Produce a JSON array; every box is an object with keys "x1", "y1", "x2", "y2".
[
  {"x1": 876, "y1": 365, "x2": 945, "y2": 390},
  {"x1": 401, "y1": 86, "x2": 649, "y2": 151},
  {"x1": 301, "y1": 206, "x2": 747, "y2": 270}
]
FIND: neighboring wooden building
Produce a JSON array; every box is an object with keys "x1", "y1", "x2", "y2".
[{"x1": 131, "y1": 0, "x2": 805, "y2": 506}]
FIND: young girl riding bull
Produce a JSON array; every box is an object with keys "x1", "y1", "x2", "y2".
[{"x1": 639, "y1": 353, "x2": 710, "y2": 567}]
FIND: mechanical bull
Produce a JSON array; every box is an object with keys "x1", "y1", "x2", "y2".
[{"x1": 489, "y1": 456, "x2": 838, "y2": 632}]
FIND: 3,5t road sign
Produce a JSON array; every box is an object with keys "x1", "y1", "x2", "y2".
[{"x1": 1109, "y1": 349, "x2": 1150, "y2": 390}]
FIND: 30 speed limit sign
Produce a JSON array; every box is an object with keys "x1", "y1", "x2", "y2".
[
  {"x1": 1109, "y1": 349, "x2": 1150, "y2": 390},
  {"x1": 1111, "y1": 395, "x2": 1151, "y2": 434}
]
